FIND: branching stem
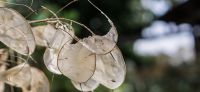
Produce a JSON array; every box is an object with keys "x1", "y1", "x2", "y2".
[{"x1": 28, "y1": 18, "x2": 95, "y2": 35}]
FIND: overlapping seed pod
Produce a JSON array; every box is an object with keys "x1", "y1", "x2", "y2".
[
  {"x1": 0, "y1": 63, "x2": 50, "y2": 92},
  {"x1": 0, "y1": 49, "x2": 8, "y2": 92},
  {"x1": 0, "y1": 8, "x2": 35, "y2": 55},
  {"x1": 43, "y1": 23, "x2": 74, "y2": 74},
  {"x1": 31, "y1": 1, "x2": 126, "y2": 91},
  {"x1": 0, "y1": 1, "x2": 126, "y2": 91}
]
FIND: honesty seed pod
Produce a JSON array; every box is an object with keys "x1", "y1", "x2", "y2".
[
  {"x1": 0, "y1": 8, "x2": 35, "y2": 55},
  {"x1": 93, "y1": 46, "x2": 126, "y2": 89},
  {"x1": 0, "y1": 63, "x2": 31, "y2": 88},
  {"x1": 71, "y1": 77, "x2": 99, "y2": 91},
  {"x1": 79, "y1": 0, "x2": 118, "y2": 55},
  {"x1": 32, "y1": 24, "x2": 57, "y2": 47},
  {"x1": 0, "y1": 63, "x2": 50, "y2": 92},
  {"x1": 0, "y1": 49, "x2": 8, "y2": 92},
  {"x1": 57, "y1": 42, "x2": 96, "y2": 83},
  {"x1": 43, "y1": 22, "x2": 75, "y2": 74}
]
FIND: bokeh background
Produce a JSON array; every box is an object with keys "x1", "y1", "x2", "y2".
[{"x1": 2, "y1": 0, "x2": 200, "y2": 92}]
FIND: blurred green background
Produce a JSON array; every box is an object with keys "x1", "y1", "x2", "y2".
[{"x1": 3, "y1": 0, "x2": 200, "y2": 92}]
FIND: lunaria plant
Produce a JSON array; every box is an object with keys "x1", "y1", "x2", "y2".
[{"x1": 0, "y1": 0, "x2": 126, "y2": 92}]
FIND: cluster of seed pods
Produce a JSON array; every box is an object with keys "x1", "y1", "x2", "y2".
[
  {"x1": 0, "y1": 0, "x2": 126, "y2": 91},
  {"x1": 0, "y1": 6, "x2": 49, "y2": 92}
]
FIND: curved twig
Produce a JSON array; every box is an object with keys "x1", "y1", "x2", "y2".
[
  {"x1": 56, "y1": 0, "x2": 78, "y2": 14},
  {"x1": 28, "y1": 18, "x2": 95, "y2": 35}
]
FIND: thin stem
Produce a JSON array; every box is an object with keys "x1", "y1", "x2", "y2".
[
  {"x1": 87, "y1": 0, "x2": 118, "y2": 42},
  {"x1": 87, "y1": 0, "x2": 114, "y2": 26},
  {"x1": 56, "y1": 0, "x2": 78, "y2": 14},
  {"x1": 42, "y1": 6, "x2": 95, "y2": 35},
  {"x1": 10, "y1": 62, "x2": 28, "y2": 81},
  {"x1": 41, "y1": 6, "x2": 81, "y2": 41},
  {"x1": 25, "y1": 11, "x2": 35, "y2": 18},
  {"x1": 41, "y1": 6, "x2": 59, "y2": 21},
  {"x1": 28, "y1": 18, "x2": 95, "y2": 35},
  {"x1": 30, "y1": 56, "x2": 38, "y2": 64},
  {"x1": 11, "y1": 52, "x2": 30, "y2": 76}
]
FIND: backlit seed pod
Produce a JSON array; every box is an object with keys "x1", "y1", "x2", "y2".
[
  {"x1": 93, "y1": 46, "x2": 126, "y2": 89},
  {"x1": 43, "y1": 23, "x2": 74, "y2": 74},
  {"x1": 0, "y1": 63, "x2": 31, "y2": 88},
  {"x1": 0, "y1": 8, "x2": 35, "y2": 55},
  {"x1": 0, "y1": 49, "x2": 8, "y2": 92},
  {"x1": 58, "y1": 42, "x2": 96, "y2": 83},
  {"x1": 71, "y1": 77, "x2": 99, "y2": 91},
  {"x1": 32, "y1": 24, "x2": 57, "y2": 47},
  {"x1": 22, "y1": 67, "x2": 50, "y2": 92},
  {"x1": 80, "y1": 35, "x2": 116, "y2": 54}
]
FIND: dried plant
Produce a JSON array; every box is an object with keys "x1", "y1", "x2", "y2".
[{"x1": 0, "y1": 0, "x2": 126, "y2": 92}]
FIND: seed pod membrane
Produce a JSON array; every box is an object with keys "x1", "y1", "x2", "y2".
[
  {"x1": 43, "y1": 23, "x2": 74, "y2": 74},
  {"x1": 80, "y1": 35, "x2": 116, "y2": 54},
  {"x1": 22, "y1": 67, "x2": 50, "y2": 92},
  {"x1": 0, "y1": 8, "x2": 35, "y2": 55},
  {"x1": 0, "y1": 63, "x2": 50, "y2": 92},
  {"x1": 0, "y1": 63, "x2": 31, "y2": 88},
  {"x1": 93, "y1": 46, "x2": 126, "y2": 89},
  {"x1": 72, "y1": 77, "x2": 99, "y2": 91},
  {"x1": 0, "y1": 49, "x2": 8, "y2": 92},
  {"x1": 58, "y1": 42, "x2": 96, "y2": 83},
  {"x1": 32, "y1": 24, "x2": 57, "y2": 47},
  {"x1": 43, "y1": 48, "x2": 61, "y2": 74}
]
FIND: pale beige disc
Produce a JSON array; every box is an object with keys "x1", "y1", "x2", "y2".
[
  {"x1": 72, "y1": 77, "x2": 99, "y2": 91},
  {"x1": 0, "y1": 63, "x2": 31, "y2": 88},
  {"x1": 80, "y1": 35, "x2": 116, "y2": 54},
  {"x1": 0, "y1": 8, "x2": 35, "y2": 55},
  {"x1": 93, "y1": 46, "x2": 126, "y2": 89},
  {"x1": 58, "y1": 42, "x2": 96, "y2": 83},
  {"x1": 43, "y1": 23, "x2": 74, "y2": 74}
]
